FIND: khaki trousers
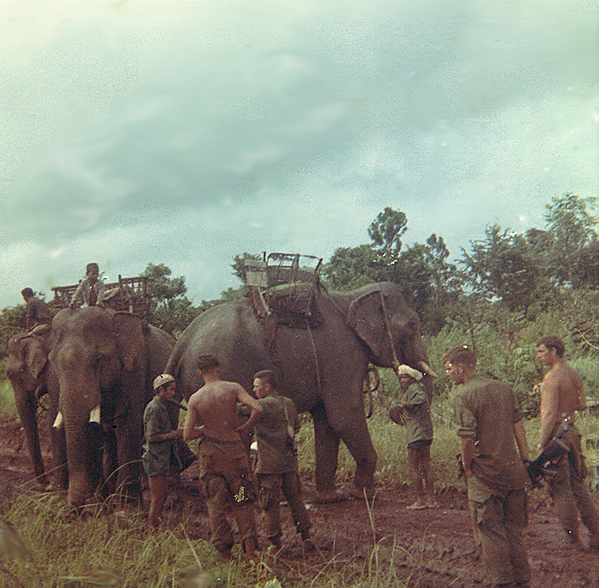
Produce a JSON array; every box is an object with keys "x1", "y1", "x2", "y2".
[
  {"x1": 258, "y1": 472, "x2": 311, "y2": 540},
  {"x1": 470, "y1": 489, "x2": 530, "y2": 585}
]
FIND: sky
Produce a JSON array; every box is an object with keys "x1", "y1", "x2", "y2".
[{"x1": 0, "y1": 0, "x2": 597, "y2": 308}]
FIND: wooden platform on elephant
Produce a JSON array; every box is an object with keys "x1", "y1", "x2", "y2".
[
  {"x1": 244, "y1": 252, "x2": 323, "y2": 328},
  {"x1": 51, "y1": 275, "x2": 152, "y2": 318}
]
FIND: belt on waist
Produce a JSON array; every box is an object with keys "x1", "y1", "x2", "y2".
[{"x1": 202, "y1": 436, "x2": 243, "y2": 445}]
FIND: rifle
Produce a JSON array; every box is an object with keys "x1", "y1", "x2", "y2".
[{"x1": 526, "y1": 421, "x2": 570, "y2": 485}]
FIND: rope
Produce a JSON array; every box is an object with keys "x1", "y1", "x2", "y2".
[{"x1": 305, "y1": 318, "x2": 323, "y2": 399}]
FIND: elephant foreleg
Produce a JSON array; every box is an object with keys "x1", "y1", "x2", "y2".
[
  {"x1": 102, "y1": 423, "x2": 118, "y2": 497},
  {"x1": 337, "y1": 422, "x2": 377, "y2": 495},
  {"x1": 15, "y1": 392, "x2": 47, "y2": 486},
  {"x1": 311, "y1": 405, "x2": 341, "y2": 498}
]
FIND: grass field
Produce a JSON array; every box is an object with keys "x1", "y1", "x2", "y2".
[{"x1": 2, "y1": 373, "x2": 599, "y2": 588}]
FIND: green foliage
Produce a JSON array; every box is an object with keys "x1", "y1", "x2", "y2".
[
  {"x1": 368, "y1": 207, "x2": 407, "y2": 257},
  {"x1": 0, "y1": 304, "x2": 27, "y2": 368},
  {"x1": 544, "y1": 192, "x2": 597, "y2": 287},
  {"x1": 142, "y1": 263, "x2": 199, "y2": 337}
]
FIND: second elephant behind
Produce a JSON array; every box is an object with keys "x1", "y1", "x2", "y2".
[{"x1": 166, "y1": 281, "x2": 434, "y2": 501}]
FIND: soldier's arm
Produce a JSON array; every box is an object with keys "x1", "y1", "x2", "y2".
[
  {"x1": 538, "y1": 375, "x2": 559, "y2": 452},
  {"x1": 235, "y1": 386, "x2": 263, "y2": 435},
  {"x1": 459, "y1": 436, "x2": 475, "y2": 477},
  {"x1": 183, "y1": 396, "x2": 205, "y2": 441},
  {"x1": 575, "y1": 372, "x2": 586, "y2": 411},
  {"x1": 513, "y1": 420, "x2": 530, "y2": 462}
]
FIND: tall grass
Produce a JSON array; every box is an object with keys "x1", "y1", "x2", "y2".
[
  {"x1": 0, "y1": 490, "x2": 423, "y2": 588},
  {"x1": 0, "y1": 379, "x2": 16, "y2": 422}
]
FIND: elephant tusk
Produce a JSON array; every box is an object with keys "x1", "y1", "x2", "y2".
[
  {"x1": 53, "y1": 411, "x2": 64, "y2": 429},
  {"x1": 89, "y1": 405, "x2": 101, "y2": 424},
  {"x1": 418, "y1": 361, "x2": 439, "y2": 379}
]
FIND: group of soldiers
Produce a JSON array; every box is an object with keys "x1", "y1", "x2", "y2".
[
  {"x1": 143, "y1": 357, "x2": 311, "y2": 560},
  {"x1": 443, "y1": 337, "x2": 599, "y2": 587}
]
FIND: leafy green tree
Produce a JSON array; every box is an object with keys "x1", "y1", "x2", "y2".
[
  {"x1": 142, "y1": 263, "x2": 198, "y2": 337},
  {"x1": 544, "y1": 193, "x2": 597, "y2": 288},
  {"x1": 461, "y1": 224, "x2": 544, "y2": 312},
  {"x1": 322, "y1": 244, "x2": 380, "y2": 290},
  {"x1": 368, "y1": 207, "x2": 407, "y2": 257}
]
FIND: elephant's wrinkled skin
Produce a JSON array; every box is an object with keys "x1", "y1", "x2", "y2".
[
  {"x1": 6, "y1": 333, "x2": 57, "y2": 486},
  {"x1": 48, "y1": 307, "x2": 175, "y2": 507},
  {"x1": 166, "y1": 282, "x2": 433, "y2": 498}
]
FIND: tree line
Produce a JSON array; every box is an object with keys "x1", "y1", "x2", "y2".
[{"x1": 2, "y1": 192, "x2": 599, "y2": 385}]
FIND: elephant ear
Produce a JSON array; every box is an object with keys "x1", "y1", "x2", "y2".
[
  {"x1": 26, "y1": 337, "x2": 48, "y2": 380},
  {"x1": 113, "y1": 312, "x2": 146, "y2": 371},
  {"x1": 347, "y1": 290, "x2": 387, "y2": 358}
]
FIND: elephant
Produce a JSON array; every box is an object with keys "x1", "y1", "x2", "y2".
[
  {"x1": 165, "y1": 281, "x2": 434, "y2": 501},
  {"x1": 6, "y1": 332, "x2": 58, "y2": 486},
  {"x1": 48, "y1": 306, "x2": 175, "y2": 508}
]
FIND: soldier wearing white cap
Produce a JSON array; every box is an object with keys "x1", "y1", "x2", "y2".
[
  {"x1": 142, "y1": 373, "x2": 185, "y2": 529},
  {"x1": 389, "y1": 364, "x2": 437, "y2": 510}
]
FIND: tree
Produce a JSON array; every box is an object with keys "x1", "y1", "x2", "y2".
[
  {"x1": 322, "y1": 244, "x2": 380, "y2": 290},
  {"x1": 142, "y1": 263, "x2": 197, "y2": 337},
  {"x1": 460, "y1": 224, "x2": 543, "y2": 312},
  {"x1": 368, "y1": 207, "x2": 407, "y2": 257},
  {"x1": 544, "y1": 193, "x2": 597, "y2": 288}
]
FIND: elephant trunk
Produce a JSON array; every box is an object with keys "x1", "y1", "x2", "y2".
[{"x1": 64, "y1": 417, "x2": 104, "y2": 508}]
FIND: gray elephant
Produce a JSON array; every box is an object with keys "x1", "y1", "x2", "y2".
[
  {"x1": 48, "y1": 306, "x2": 175, "y2": 507},
  {"x1": 6, "y1": 332, "x2": 57, "y2": 486},
  {"x1": 166, "y1": 281, "x2": 434, "y2": 501}
]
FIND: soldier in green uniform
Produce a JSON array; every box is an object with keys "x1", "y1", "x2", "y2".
[
  {"x1": 443, "y1": 345, "x2": 531, "y2": 588},
  {"x1": 142, "y1": 374, "x2": 185, "y2": 529},
  {"x1": 253, "y1": 370, "x2": 312, "y2": 549}
]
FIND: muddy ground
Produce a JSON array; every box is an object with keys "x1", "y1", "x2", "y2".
[{"x1": 2, "y1": 421, "x2": 599, "y2": 588}]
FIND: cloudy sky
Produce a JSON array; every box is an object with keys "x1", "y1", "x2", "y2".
[{"x1": 0, "y1": 0, "x2": 597, "y2": 308}]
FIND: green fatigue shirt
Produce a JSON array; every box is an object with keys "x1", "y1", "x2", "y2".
[
  {"x1": 403, "y1": 381, "x2": 434, "y2": 445},
  {"x1": 142, "y1": 397, "x2": 180, "y2": 477},
  {"x1": 452, "y1": 375, "x2": 528, "y2": 502},
  {"x1": 255, "y1": 394, "x2": 300, "y2": 475}
]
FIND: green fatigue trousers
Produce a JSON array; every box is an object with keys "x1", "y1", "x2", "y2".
[
  {"x1": 469, "y1": 489, "x2": 530, "y2": 586},
  {"x1": 547, "y1": 428, "x2": 599, "y2": 548},
  {"x1": 258, "y1": 472, "x2": 311, "y2": 541},
  {"x1": 198, "y1": 438, "x2": 257, "y2": 552}
]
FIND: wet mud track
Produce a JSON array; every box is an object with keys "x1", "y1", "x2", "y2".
[{"x1": 2, "y1": 421, "x2": 599, "y2": 587}]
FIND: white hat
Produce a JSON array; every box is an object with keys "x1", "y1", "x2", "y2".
[
  {"x1": 396, "y1": 365, "x2": 423, "y2": 381},
  {"x1": 153, "y1": 373, "x2": 175, "y2": 390}
]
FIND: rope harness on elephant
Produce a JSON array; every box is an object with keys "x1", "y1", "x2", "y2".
[{"x1": 305, "y1": 318, "x2": 323, "y2": 402}]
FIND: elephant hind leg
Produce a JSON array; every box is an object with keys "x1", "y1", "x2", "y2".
[{"x1": 311, "y1": 405, "x2": 340, "y2": 495}]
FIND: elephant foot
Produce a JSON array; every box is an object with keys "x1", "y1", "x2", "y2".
[
  {"x1": 313, "y1": 490, "x2": 348, "y2": 504},
  {"x1": 349, "y1": 485, "x2": 375, "y2": 500}
]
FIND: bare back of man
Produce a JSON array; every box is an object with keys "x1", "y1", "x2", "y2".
[
  {"x1": 187, "y1": 381, "x2": 250, "y2": 441},
  {"x1": 184, "y1": 358, "x2": 262, "y2": 443}
]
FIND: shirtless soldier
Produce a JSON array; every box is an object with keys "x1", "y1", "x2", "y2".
[
  {"x1": 536, "y1": 334, "x2": 599, "y2": 550},
  {"x1": 184, "y1": 354, "x2": 263, "y2": 559}
]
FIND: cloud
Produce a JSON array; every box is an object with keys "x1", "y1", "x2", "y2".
[{"x1": 0, "y1": 0, "x2": 597, "y2": 306}]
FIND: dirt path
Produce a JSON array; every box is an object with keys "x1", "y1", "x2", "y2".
[{"x1": 2, "y1": 421, "x2": 599, "y2": 587}]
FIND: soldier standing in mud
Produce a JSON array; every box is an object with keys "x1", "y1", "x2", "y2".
[
  {"x1": 535, "y1": 334, "x2": 599, "y2": 550},
  {"x1": 183, "y1": 354, "x2": 263, "y2": 559},
  {"x1": 443, "y1": 345, "x2": 531, "y2": 588},
  {"x1": 252, "y1": 369, "x2": 312, "y2": 549}
]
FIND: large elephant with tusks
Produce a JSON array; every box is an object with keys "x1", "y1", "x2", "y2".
[
  {"x1": 166, "y1": 281, "x2": 434, "y2": 501},
  {"x1": 49, "y1": 306, "x2": 175, "y2": 507}
]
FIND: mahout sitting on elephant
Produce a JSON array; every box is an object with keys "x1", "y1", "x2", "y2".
[
  {"x1": 167, "y1": 281, "x2": 435, "y2": 502},
  {"x1": 48, "y1": 306, "x2": 175, "y2": 508}
]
